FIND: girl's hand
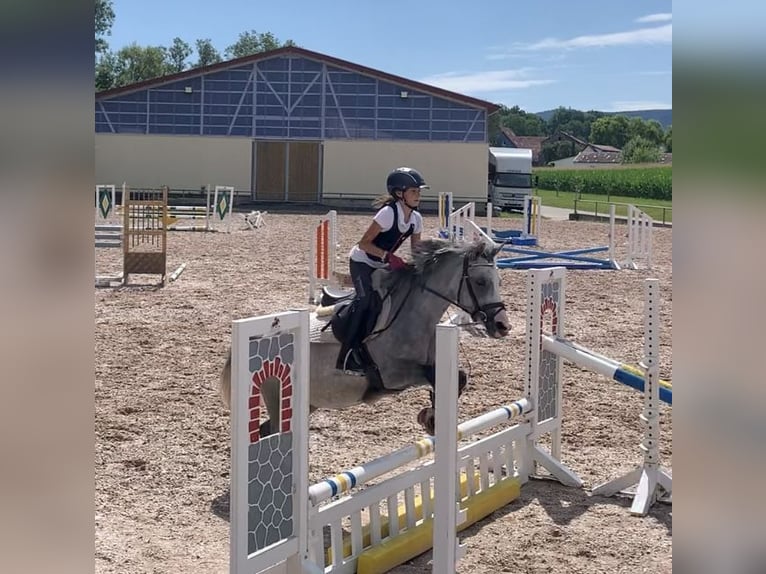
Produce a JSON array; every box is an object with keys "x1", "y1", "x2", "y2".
[{"x1": 387, "y1": 253, "x2": 407, "y2": 270}]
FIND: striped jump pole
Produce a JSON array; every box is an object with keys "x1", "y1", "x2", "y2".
[
  {"x1": 308, "y1": 210, "x2": 351, "y2": 304},
  {"x1": 308, "y1": 400, "x2": 531, "y2": 506},
  {"x1": 542, "y1": 335, "x2": 672, "y2": 404},
  {"x1": 308, "y1": 210, "x2": 336, "y2": 303},
  {"x1": 95, "y1": 224, "x2": 123, "y2": 249}
]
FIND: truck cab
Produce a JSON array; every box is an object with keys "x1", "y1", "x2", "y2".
[{"x1": 488, "y1": 147, "x2": 534, "y2": 211}]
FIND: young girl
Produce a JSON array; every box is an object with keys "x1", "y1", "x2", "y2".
[{"x1": 339, "y1": 167, "x2": 428, "y2": 374}]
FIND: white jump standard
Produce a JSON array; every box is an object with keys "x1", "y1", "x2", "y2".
[{"x1": 527, "y1": 267, "x2": 672, "y2": 515}]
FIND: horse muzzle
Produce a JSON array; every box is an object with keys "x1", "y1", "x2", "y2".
[{"x1": 484, "y1": 308, "x2": 511, "y2": 338}]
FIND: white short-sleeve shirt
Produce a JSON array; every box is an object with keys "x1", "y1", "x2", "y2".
[{"x1": 349, "y1": 202, "x2": 423, "y2": 268}]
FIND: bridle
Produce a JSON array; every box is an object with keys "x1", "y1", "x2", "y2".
[
  {"x1": 370, "y1": 252, "x2": 506, "y2": 337},
  {"x1": 419, "y1": 254, "x2": 506, "y2": 327}
]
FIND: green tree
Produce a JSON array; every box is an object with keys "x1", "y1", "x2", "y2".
[
  {"x1": 665, "y1": 126, "x2": 672, "y2": 152},
  {"x1": 195, "y1": 38, "x2": 222, "y2": 67},
  {"x1": 621, "y1": 136, "x2": 662, "y2": 163},
  {"x1": 540, "y1": 140, "x2": 578, "y2": 164},
  {"x1": 111, "y1": 43, "x2": 171, "y2": 86},
  {"x1": 95, "y1": 0, "x2": 115, "y2": 54},
  {"x1": 224, "y1": 30, "x2": 296, "y2": 59},
  {"x1": 545, "y1": 107, "x2": 605, "y2": 139},
  {"x1": 95, "y1": 51, "x2": 118, "y2": 91},
  {"x1": 626, "y1": 117, "x2": 665, "y2": 146},
  {"x1": 167, "y1": 37, "x2": 192, "y2": 73},
  {"x1": 589, "y1": 115, "x2": 631, "y2": 148},
  {"x1": 498, "y1": 105, "x2": 546, "y2": 136},
  {"x1": 488, "y1": 109, "x2": 503, "y2": 145}
]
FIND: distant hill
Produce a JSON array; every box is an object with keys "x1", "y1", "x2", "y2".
[{"x1": 535, "y1": 108, "x2": 672, "y2": 128}]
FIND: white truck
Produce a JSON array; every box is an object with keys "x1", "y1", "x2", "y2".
[{"x1": 488, "y1": 147, "x2": 534, "y2": 211}]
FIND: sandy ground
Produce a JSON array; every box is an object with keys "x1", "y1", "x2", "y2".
[{"x1": 95, "y1": 209, "x2": 672, "y2": 574}]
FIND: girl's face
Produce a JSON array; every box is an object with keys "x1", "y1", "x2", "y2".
[{"x1": 400, "y1": 187, "x2": 421, "y2": 207}]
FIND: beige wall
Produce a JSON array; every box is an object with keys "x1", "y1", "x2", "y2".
[
  {"x1": 95, "y1": 134, "x2": 489, "y2": 205},
  {"x1": 322, "y1": 140, "x2": 487, "y2": 203},
  {"x1": 95, "y1": 134, "x2": 251, "y2": 191}
]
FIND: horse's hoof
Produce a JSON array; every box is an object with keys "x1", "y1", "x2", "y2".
[{"x1": 417, "y1": 407, "x2": 435, "y2": 436}]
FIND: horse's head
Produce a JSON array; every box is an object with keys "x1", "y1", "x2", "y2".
[
  {"x1": 456, "y1": 240, "x2": 511, "y2": 338},
  {"x1": 411, "y1": 239, "x2": 511, "y2": 338}
]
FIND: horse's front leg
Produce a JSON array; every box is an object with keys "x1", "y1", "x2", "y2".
[{"x1": 417, "y1": 367, "x2": 468, "y2": 436}]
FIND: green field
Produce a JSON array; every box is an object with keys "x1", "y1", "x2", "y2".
[
  {"x1": 534, "y1": 166, "x2": 672, "y2": 201},
  {"x1": 535, "y1": 189, "x2": 673, "y2": 223}
]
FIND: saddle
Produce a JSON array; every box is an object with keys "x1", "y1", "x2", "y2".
[
  {"x1": 320, "y1": 285, "x2": 355, "y2": 306},
  {"x1": 325, "y1": 292, "x2": 383, "y2": 356},
  {"x1": 321, "y1": 283, "x2": 385, "y2": 393}
]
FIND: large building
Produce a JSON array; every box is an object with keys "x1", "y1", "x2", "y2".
[{"x1": 96, "y1": 46, "x2": 499, "y2": 210}]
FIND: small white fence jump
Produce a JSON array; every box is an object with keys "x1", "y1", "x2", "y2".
[
  {"x1": 96, "y1": 183, "x2": 236, "y2": 234},
  {"x1": 243, "y1": 210, "x2": 268, "y2": 230},
  {"x1": 95, "y1": 224, "x2": 122, "y2": 249},
  {"x1": 438, "y1": 192, "x2": 540, "y2": 246},
  {"x1": 486, "y1": 195, "x2": 541, "y2": 246},
  {"x1": 95, "y1": 224, "x2": 124, "y2": 285},
  {"x1": 165, "y1": 185, "x2": 234, "y2": 232},
  {"x1": 625, "y1": 205, "x2": 653, "y2": 269},
  {"x1": 229, "y1": 308, "x2": 580, "y2": 574}
]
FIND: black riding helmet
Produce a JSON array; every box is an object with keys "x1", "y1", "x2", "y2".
[{"x1": 386, "y1": 167, "x2": 429, "y2": 197}]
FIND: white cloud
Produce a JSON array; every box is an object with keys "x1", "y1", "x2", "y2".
[
  {"x1": 609, "y1": 100, "x2": 672, "y2": 111},
  {"x1": 515, "y1": 24, "x2": 672, "y2": 51},
  {"x1": 419, "y1": 69, "x2": 555, "y2": 93},
  {"x1": 636, "y1": 13, "x2": 672, "y2": 23}
]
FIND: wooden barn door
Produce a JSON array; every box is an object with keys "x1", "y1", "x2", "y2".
[
  {"x1": 287, "y1": 142, "x2": 321, "y2": 202},
  {"x1": 253, "y1": 141, "x2": 286, "y2": 201},
  {"x1": 252, "y1": 141, "x2": 321, "y2": 202}
]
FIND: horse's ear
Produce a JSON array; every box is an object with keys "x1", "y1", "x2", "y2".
[
  {"x1": 470, "y1": 240, "x2": 489, "y2": 259},
  {"x1": 489, "y1": 240, "x2": 507, "y2": 259}
]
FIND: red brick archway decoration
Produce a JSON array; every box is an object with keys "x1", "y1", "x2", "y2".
[
  {"x1": 540, "y1": 296, "x2": 559, "y2": 346},
  {"x1": 248, "y1": 356, "x2": 293, "y2": 443}
]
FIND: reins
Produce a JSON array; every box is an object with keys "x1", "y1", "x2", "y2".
[{"x1": 370, "y1": 252, "x2": 506, "y2": 337}]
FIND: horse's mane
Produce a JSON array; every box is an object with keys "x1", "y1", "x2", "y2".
[{"x1": 378, "y1": 238, "x2": 496, "y2": 291}]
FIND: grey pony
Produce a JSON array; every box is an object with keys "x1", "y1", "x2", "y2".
[{"x1": 219, "y1": 238, "x2": 511, "y2": 435}]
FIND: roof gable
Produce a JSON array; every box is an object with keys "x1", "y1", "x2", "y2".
[{"x1": 96, "y1": 46, "x2": 500, "y2": 113}]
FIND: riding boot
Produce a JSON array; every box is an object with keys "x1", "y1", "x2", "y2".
[{"x1": 336, "y1": 300, "x2": 368, "y2": 374}]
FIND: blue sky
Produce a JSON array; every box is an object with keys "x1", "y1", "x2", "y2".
[{"x1": 106, "y1": 0, "x2": 672, "y2": 113}]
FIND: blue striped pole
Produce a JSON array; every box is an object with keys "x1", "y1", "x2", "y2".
[{"x1": 542, "y1": 335, "x2": 672, "y2": 405}]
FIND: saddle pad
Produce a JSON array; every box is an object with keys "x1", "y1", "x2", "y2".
[
  {"x1": 363, "y1": 295, "x2": 393, "y2": 343},
  {"x1": 309, "y1": 312, "x2": 337, "y2": 344}
]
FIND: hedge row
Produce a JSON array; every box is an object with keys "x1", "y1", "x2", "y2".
[{"x1": 534, "y1": 167, "x2": 672, "y2": 200}]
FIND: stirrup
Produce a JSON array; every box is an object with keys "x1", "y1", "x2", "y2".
[{"x1": 342, "y1": 348, "x2": 366, "y2": 377}]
